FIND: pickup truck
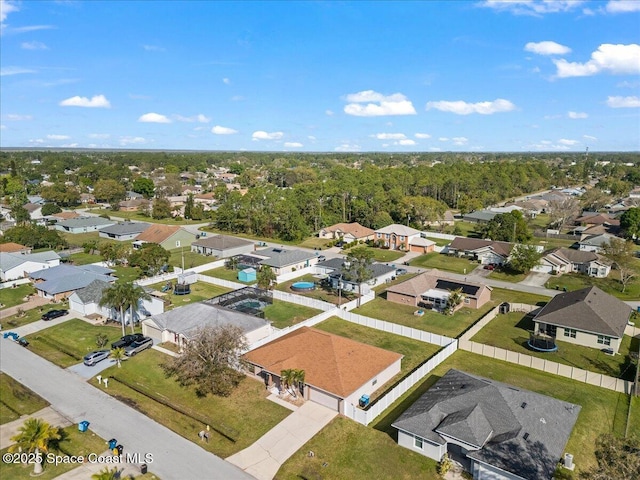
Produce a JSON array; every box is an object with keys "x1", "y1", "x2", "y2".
[{"x1": 111, "y1": 333, "x2": 144, "y2": 350}]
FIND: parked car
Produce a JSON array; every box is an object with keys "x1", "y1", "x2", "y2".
[
  {"x1": 317, "y1": 255, "x2": 326, "y2": 262},
  {"x1": 396, "y1": 268, "x2": 408, "y2": 275},
  {"x1": 41, "y1": 309, "x2": 68, "y2": 321},
  {"x1": 17, "y1": 337, "x2": 29, "y2": 348},
  {"x1": 83, "y1": 350, "x2": 111, "y2": 366},
  {"x1": 124, "y1": 336, "x2": 153, "y2": 356},
  {"x1": 111, "y1": 333, "x2": 144, "y2": 350},
  {"x1": 483, "y1": 264, "x2": 495, "y2": 270}
]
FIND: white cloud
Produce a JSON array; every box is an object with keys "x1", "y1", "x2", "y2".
[
  {"x1": 452, "y1": 137, "x2": 469, "y2": 145},
  {"x1": 426, "y1": 98, "x2": 516, "y2": 115},
  {"x1": 1, "y1": 66, "x2": 36, "y2": 76},
  {"x1": 606, "y1": 95, "x2": 640, "y2": 108},
  {"x1": 553, "y1": 44, "x2": 640, "y2": 77},
  {"x1": 174, "y1": 113, "x2": 211, "y2": 123},
  {"x1": 415, "y1": 133, "x2": 431, "y2": 139},
  {"x1": 429, "y1": 147, "x2": 442, "y2": 152},
  {"x1": 325, "y1": 109, "x2": 334, "y2": 116},
  {"x1": 398, "y1": 139, "x2": 416, "y2": 146},
  {"x1": 88, "y1": 133, "x2": 110, "y2": 139},
  {"x1": 334, "y1": 143, "x2": 361, "y2": 152},
  {"x1": 252, "y1": 131, "x2": 283, "y2": 140},
  {"x1": 284, "y1": 142, "x2": 303, "y2": 148},
  {"x1": 138, "y1": 112, "x2": 171, "y2": 123},
  {"x1": 223, "y1": 77, "x2": 230, "y2": 84},
  {"x1": 0, "y1": 124, "x2": 5, "y2": 130},
  {"x1": 525, "y1": 41, "x2": 571, "y2": 55},
  {"x1": 46, "y1": 134, "x2": 70, "y2": 140},
  {"x1": 308, "y1": 135, "x2": 317, "y2": 141},
  {"x1": 211, "y1": 125, "x2": 238, "y2": 135},
  {"x1": 60, "y1": 94, "x2": 111, "y2": 108},
  {"x1": 344, "y1": 90, "x2": 416, "y2": 117},
  {"x1": 142, "y1": 44, "x2": 165, "y2": 52},
  {"x1": 373, "y1": 133, "x2": 406, "y2": 140},
  {"x1": 559, "y1": 138, "x2": 579, "y2": 146},
  {"x1": 568, "y1": 111, "x2": 588, "y2": 119},
  {"x1": 479, "y1": 1, "x2": 584, "y2": 16},
  {"x1": 439, "y1": 137, "x2": 449, "y2": 142},
  {"x1": 617, "y1": 80, "x2": 640, "y2": 88},
  {"x1": 119, "y1": 136, "x2": 148, "y2": 146},
  {"x1": 606, "y1": 1, "x2": 640, "y2": 13},
  {"x1": 5, "y1": 114, "x2": 32, "y2": 120},
  {"x1": 583, "y1": 135, "x2": 598, "y2": 141},
  {"x1": 1, "y1": 0, "x2": 19, "y2": 23},
  {"x1": 230, "y1": 95, "x2": 244, "y2": 102},
  {"x1": 21, "y1": 40, "x2": 48, "y2": 50}
]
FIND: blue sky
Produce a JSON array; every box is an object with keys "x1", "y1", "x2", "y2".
[{"x1": 1, "y1": 0, "x2": 639, "y2": 152}]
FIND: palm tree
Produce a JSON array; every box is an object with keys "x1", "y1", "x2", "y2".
[
  {"x1": 280, "y1": 369, "x2": 294, "y2": 395},
  {"x1": 257, "y1": 265, "x2": 276, "y2": 290},
  {"x1": 292, "y1": 369, "x2": 305, "y2": 398},
  {"x1": 110, "y1": 347, "x2": 126, "y2": 367},
  {"x1": 91, "y1": 467, "x2": 118, "y2": 480},
  {"x1": 121, "y1": 283, "x2": 151, "y2": 335},
  {"x1": 445, "y1": 288, "x2": 464, "y2": 315},
  {"x1": 99, "y1": 282, "x2": 127, "y2": 337},
  {"x1": 226, "y1": 256, "x2": 239, "y2": 271},
  {"x1": 9, "y1": 418, "x2": 61, "y2": 475}
]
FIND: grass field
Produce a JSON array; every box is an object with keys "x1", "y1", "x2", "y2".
[
  {"x1": 0, "y1": 284, "x2": 36, "y2": 309},
  {"x1": 297, "y1": 237, "x2": 333, "y2": 250},
  {"x1": 168, "y1": 249, "x2": 214, "y2": 269},
  {"x1": 409, "y1": 252, "x2": 479, "y2": 274},
  {"x1": 97, "y1": 350, "x2": 290, "y2": 458},
  {"x1": 353, "y1": 248, "x2": 405, "y2": 263},
  {"x1": 276, "y1": 274, "x2": 354, "y2": 306},
  {"x1": 547, "y1": 268, "x2": 640, "y2": 300},
  {"x1": 262, "y1": 301, "x2": 321, "y2": 329},
  {"x1": 314, "y1": 316, "x2": 441, "y2": 402},
  {"x1": 0, "y1": 373, "x2": 49, "y2": 424},
  {"x1": 200, "y1": 266, "x2": 256, "y2": 285},
  {"x1": 147, "y1": 281, "x2": 231, "y2": 309},
  {"x1": 25, "y1": 319, "x2": 129, "y2": 368},
  {"x1": 488, "y1": 267, "x2": 527, "y2": 283},
  {"x1": 59, "y1": 231, "x2": 123, "y2": 249},
  {"x1": 470, "y1": 312, "x2": 638, "y2": 379},
  {"x1": 66, "y1": 252, "x2": 103, "y2": 265},
  {"x1": 0, "y1": 425, "x2": 107, "y2": 480},
  {"x1": 1, "y1": 303, "x2": 72, "y2": 330},
  {"x1": 370, "y1": 350, "x2": 630, "y2": 473},
  {"x1": 86, "y1": 208, "x2": 205, "y2": 226},
  {"x1": 629, "y1": 396, "x2": 640, "y2": 439}
]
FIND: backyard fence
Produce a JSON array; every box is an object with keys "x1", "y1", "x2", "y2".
[
  {"x1": 197, "y1": 274, "x2": 244, "y2": 290},
  {"x1": 272, "y1": 290, "x2": 336, "y2": 311},
  {"x1": 419, "y1": 231, "x2": 457, "y2": 240},
  {"x1": 275, "y1": 266, "x2": 316, "y2": 283},
  {"x1": 459, "y1": 306, "x2": 500, "y2": 341},
  {"x1": 533, "y1": 230, "x2": 581, "y2": 241},
  {"x1": 0, "y1": 278, "x2": 31, "y2": 290},
  {"x1": 344, "y1": 340, "x2": 458, "y2": 426}
]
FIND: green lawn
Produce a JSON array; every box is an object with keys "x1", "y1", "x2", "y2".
[
  {"x1": 371, "y1": 350, "x2": 630, "y2": 473},
  {"x1": 97, "y1": 350, "x2": 290, "y2": 458},
  {"x1": 276, "y1": 274, "x2": 355, "y2": 306},
  {"x1": 0, "y1": 373, "x2": 49, "y2": 424},
  {"x1": 262, "y1": 301, "x2": 322, "y2": 329},
  {"x1": 629, "y1": 396, "x2": 640, "y2": 439},
  {"x1": 547, "y1": 269, "x2": 640, "y2": 300},
  {"x1": 168, "y1": 249, "x2": 215, "y2": 269},
  {"x1": 488, "y1": 267, "x2": 527, "y2": 283},
  {"x1": 112, "y1": 265, "x2": 142, "y2": 283},
  {"x1": 147, "y1": 281, "x2": 231, "y2": 309},
  {"x1": 276, "y1": 416, "x2": 438, "y2": 480},
  {"x1": 314, "y1": 317, "x2": 441, "y2": 402},
  {"x1": 201, "y1": 266, "x2": 256, "y2": 285},
  {"x1": 409, "y1": 252, "x2": 479, "y2": 274},
  {"x1": 59, "y1": 231, "x2": 123, "y2": 249},
  {"x1": 87, "y1": 208, "x2": 205, "y2": 225},
  {"x1": 470, "y1": 312, "x2": 638, "y2": 380},
  {"x1": 420, "y1": 236, "x2": 451, "y2": 247},
  {"x1": 0, "y1": 425, "x2": 107, "y2": 480},
  {"x1": 490, "y1": 287, "x2": 551, "y2": 306},
  {"x1": 297, "y1": 237, "x2": 333, "y2": 250},
  {"x1": 66, "y1": 251, "x2": 103, "y2": 265},
  {"x1": 0, "y1": 284, "x2": 36, "y2": 309},
  {"x1": 451, "y1": 221, "x2": 483, "y2": 238},
  {"x1": 1, "y1": 303, "x2": 71, "y2": 330},
  {"x1": 25, "y1": 319, "x2": 127, "y2": 368}
]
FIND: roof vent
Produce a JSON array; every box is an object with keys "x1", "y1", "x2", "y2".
[
  {"x1": 540, "y1": 418, "x2": 546, "y2": 424},
  {"x1": 523, "y1": 432, "x2": 530, "y2": 441},
  {"x1": 521, "y1": 402, "x2": 527, "y2": 409}
]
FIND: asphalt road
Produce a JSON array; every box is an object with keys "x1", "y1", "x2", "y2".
[{"x1": 0, "y1": 339, "x2": 253, "y2": 480}]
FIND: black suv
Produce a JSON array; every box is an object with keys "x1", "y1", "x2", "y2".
[
  {"x1": 41, "y1": 309, "x2": 68, "y2": 321},
  {"x1": 111, "y1": 333, "x2": 144, "y2": 350}
]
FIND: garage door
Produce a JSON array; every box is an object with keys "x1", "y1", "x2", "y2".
[
  {"x1": 309, "y1": 387, "x2": 340, "y2": 411},
  {"x1": 532, "y1": 264, "x2": 553, "y2": 273},
  {"x1": 143, "y1": 323, "x2": 163, "y2": 343}
]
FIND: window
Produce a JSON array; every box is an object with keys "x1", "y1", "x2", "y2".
[
  {"x1": 564, "y1": 328, "x2": 577, "y2": 338},
  {"x1": 464, "y1": 298, "x2": 470, "y2": 304},
  {"x1": 414, "y1": 436, "x2": 423, "y2": 449},
  {"x1": 597, "y1": 335, "x2": 611, "y2": 346},
  {"x1": 372, "y1": 378, "x2": 377, "y2": 386}
]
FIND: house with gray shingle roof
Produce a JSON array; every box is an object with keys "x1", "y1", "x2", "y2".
[
  {"x1": 55, "y1": 216, "x2": 115, "y2": 233},
  {"x1": 533, "y1": 286, "x2": 631, "y2": 353},
  {"x1": 0, "y1": 250, "x2": 61, "y2": 281},
  {"x1": 534, "y1": 247, "x2": 610, "y2": 278},
  {"x1": 191, "y1": 234, "x2": 254, "y2": 258},
  {"x1": 29, "y1": 264, "x2": 116, "y2": 301},
  {"x1": 447, "y1": 237, "x2": 514, "y2": 265},
  {"x1": 392, "y1": 369, "x2": 580, "y2": 480},
  {"x1": 252, "y1": 247, "x2": 319, "y2": 275},
  {"x1": 577, "y1": 233, "x2": 616, "y2": 253},
  {"x1": 99, "y1": 222, "x2": 149, "y2": 241},
  {"x1": 316, "y1": 258, "x2": 397, "y2": 294}
]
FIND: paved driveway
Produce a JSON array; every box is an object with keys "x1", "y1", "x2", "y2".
[
  {"x1": 67, "y1": 358, "x2": 118, "y2": 379},
  {"x1": 227, "y1": 401, "x2": 337, "y2": 480},
  {"x1": 0, "y1": 340, "x2": 252, "y2": 480},
  {"x1": 519, "y1": 272, "x2": 551, "y2": 287}
]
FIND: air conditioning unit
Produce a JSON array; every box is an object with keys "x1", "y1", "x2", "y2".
[{"x1": 564, "y1": 453, "x2": 574, "y2": 471}]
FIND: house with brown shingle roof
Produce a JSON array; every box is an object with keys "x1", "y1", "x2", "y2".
[
  {"x1": 50, "y1": 211, "x2": 81, "y2": 221},
  {"x1": 318, "y1": 222, "x2": 375, "y2": 243},
  {"x1": 533, "y1": 286, "x2": 631, "y2": 353},
  {"x1": 386, "y1": 269, "x2": 492, "y2": 311},
  {"x1": 0, "y1": 242, "x2": 31, "y2": 254},
  {"x1": 447, "y1": 237, "x2": 514, "y2": 265},
  {"x1": 133, "y1": 224, "x2": 197, "y2": 251},
  {"x1": 244, "y1": 327, "x2": 403, "y2": 413}
]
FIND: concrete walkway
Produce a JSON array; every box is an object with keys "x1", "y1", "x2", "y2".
[
  {"x1": 226, "y1": 401, "x2": 337, "y2": 480},
  {"x1": 0, "y1": 406, "x2": 73, "y2": 449},
  {"x1": 0, "y1": 339, "x2": 253, "y2": 480}
]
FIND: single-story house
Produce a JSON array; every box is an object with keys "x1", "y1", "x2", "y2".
[
  {"x1": 534, "y1": 247, "x2": 611, "y2": 278},
  {"x1": 244, "y1": 327, "x2": 403, "y2": 413},
  {"x1": 0, "y1": 242, "x2": 31, "y2": 254},
  {"x1": 533, "y1": 286, "x2": 631, "y2": 354},
  {"x1": 49, "y1": 211, "x2": 81, "y2": 222},
  {"x1": 318, "y1": 222, "x2": 375, "y2": 243},
  {"x1": 392, "y1": 369, "x2": 580, "y2": 480},
  {"x1": 252, "y1": 247, "x2": 319, "y2": 275},
  {"x1": 316, "y1": 258, "x2": 397, "y2": 294},
  {"x1": 575, "y1": 212, "x2": 620, "y2": 227},
  {"x1": 126, "y1": 191, "x2": 144, "y2": 200},
  {"x1": 386, "y1": 269, "x2": 492, "y2": 311},
  {"x1": 118, "y1": 198, "x2": 150, "y2": 212},
  {"x1": 55, "y1": 216, "x2": 115, "y2": 234},
  {"x1": 191, "y1": 234, "x2": 254, "y2": 258},
  {"x1": 462, "y1": 210, "x2": 498, "y2": 224},
  {"x1": 29, "y1": 264, "x2": 116, "y2": 301},
  {"x1": 69, "y1": 279, "x2": 164, "y2": 323},
  {"x1": 0, "y1": 250, "x2": 61, "y2": 281},
  {"x1": 425, "y1": 210, "x2": 456, "y2": 228},
  {"x1": 578, "y1": 233, "x2": 616, "y2": 253},
  {"x1": 374, "y1": 224, "x2": 435, "y2": 253},
  {"x1": 99, "y1": 222, "x2": 149, "y2": 241},
  {"x1": 447, "y1": 237, "x2": 514, "y2": 265},
  {"x1": 80, "y1": 193, "x2": 96, "y2": 204},
  {"x1": 238, "y1": 268, "x2": 257, "y2": 283},
  {"x1": 142, "y1": 301, "x2": 273, "y2": 347},
  {"x1": 23, "y1": 203, "x2": 44, "y2": 221},
  {"x1": 133, "y1": 224, "x2": 197, "y2": 251}
]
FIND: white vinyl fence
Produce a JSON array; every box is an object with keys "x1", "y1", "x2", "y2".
[
  {"x1": 0, "y1": 278, "x2": 31, "y2": 290},
  {"x1": 247, "y1": 309, "x2": 337, "y2": 350}
]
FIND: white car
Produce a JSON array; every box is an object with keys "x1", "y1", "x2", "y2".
[{"x1": 124, "y1": 336, "x2": 153, "y2": 356}]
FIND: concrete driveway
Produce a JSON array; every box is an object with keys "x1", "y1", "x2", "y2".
[
  {"x1": 67, "y1": 358, "x2": 118, "y2": 379},
  {"x1": 519, "y1": 272, "x2": 551, "y2": 287},
  {"x1": 227, "y1": 401, "x2": 337, "y2": 480}
]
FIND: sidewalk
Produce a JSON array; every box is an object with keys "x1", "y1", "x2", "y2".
[
  {"x1": 226, "y1": 401, "x2": 337, "y2": 480},
  {"x1": 0, "y1": 406, "x2": 72, "y2": 449}
]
